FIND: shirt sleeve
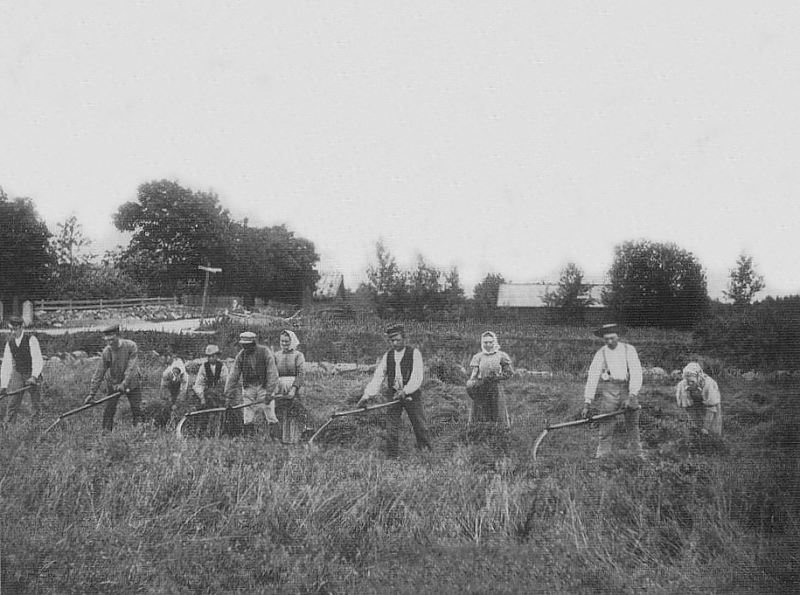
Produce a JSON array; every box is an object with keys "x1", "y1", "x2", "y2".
[
  {"x1": 264, "y1": 351, "x2": 279, "y2": 394},
  {"x1": 675, "y1": 381, "x2": 690, "y2": 408},
  {"x1": 626, "y1": 345, "x2": 643, "y2": 396},
  {"x1": 403, "y1": 349, "x2": 424, "y2": 394},
  {"x1": 0, "y1": 342, "x2": 11, "y2": 389},
  {"x1": 469, "y1": 353, "x2": 481, "y2": 368},
  {"x1": 179, "y1": 372, "x2": 189, "y2": 398},
  {"x1": 293, "y1": 352, "x2": 306, "y2": 388},
  {"x1": 194, "y1": 364, "x2": 207, "y2": 397},
  {"x1": 704, "y1": 378, "x2": 721, "y2": 407},
  {"x1": 121, "y1": 342, "x2": 139, "y2": 390},
  {"x1": 225, "y1": 354, "x2": 242, "y2": 394},
  {"x1": 363, "y1": 354, "x2": 387, "y2": 398},
  {"x1": 29, "y1": 336, "x2": 43, "y2": 377},
  {"x1": 583, "y1": 349, "x2": 604, "y2": 403},
  {"x1": 89, "y1": 349, "x2": 111, "y2": 396}
]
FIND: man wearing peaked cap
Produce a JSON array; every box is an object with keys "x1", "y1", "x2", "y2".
[
  {"x1": 1, "y1": 315, "x2": 44, "y2": 422},
  {"x1": 225, "y1": 331, "x2": 279, "y2": 436},
  {"x1": 84, "y1": 323, "x2": 142, "y2": 432},
  {"x1": 582, "y1": 323, "x2": 644, "y2": 459},
  {"x1": 358, "y1": 323, "x2": 432, "y2": 458}
]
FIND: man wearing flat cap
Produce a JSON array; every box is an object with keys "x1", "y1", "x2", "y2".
[
  {"x1": 225, "y1": 331, "x2": 279, "y2": 436},
  {"x1": 1, "y1": 315, "x2": 44, "y2": 422},
  {"x1": 84, "y1": 324, "x2": 142, "y2": 432},
  {"x1": 358, "y1": 324, "x2": 432, "y2": 458},
  {"x1": 581, "y1": 323, "x2": 644, "y2": 459}
]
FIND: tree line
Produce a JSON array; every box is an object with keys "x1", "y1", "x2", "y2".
[
  {"x1": 0, "y1": 181, "x2": 319, "y2": 306},
  {"x1": 1, "y1": 182, "x2": 769, "y2": 329}
]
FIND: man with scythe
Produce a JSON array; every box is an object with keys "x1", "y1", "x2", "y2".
[
  {"x1": 581, "y1": 323, "x2": 644, "y2": 459},
  {"x1": 1, "y1": 315, "x2": 44, "y2": 422},
  {"x1": 224, "y1": 331, "x2": 279, "y2": 437},
  {"x1": 84, "y1": 324, "x2": 142, "y2": 432},
  {"x1": 357, "y1": 324, "x2": 432, "y2": 458}
]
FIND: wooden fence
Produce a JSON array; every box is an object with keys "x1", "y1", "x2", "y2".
[{"x1": 35, "y1": 296, "x2": 178, "y2": 312}]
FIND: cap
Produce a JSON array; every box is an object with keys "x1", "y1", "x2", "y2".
[
  {"x1": 384, "y1": 324, "x2": 405, "y2": 336},
  {"x1": 238, "y1": 331, "x2": 257, "y2": 344},
  {"x1": 205, "y1": 344, "x2": 220, "y2": 356},
  {"x1": 8, "y1": 315, "x2": 24, "y2": 327},
  {"x1": 102, "y1": 324, "x2": 121, "y2": 335},
  {"x1": 594, "y1": 323, "x2": 627, "y2": 337}
]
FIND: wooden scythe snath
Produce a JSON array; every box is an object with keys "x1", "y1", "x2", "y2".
[{"x1": 532, "y1": 408, "x2": 640, "y2": 461}]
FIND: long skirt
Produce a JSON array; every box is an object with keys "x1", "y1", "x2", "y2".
[
  {"x1": 273, "y1": 376, "x2": 307, "y2": 444},
  {"x1": 466, "y1": 380, "x2": 510, "y2": 430}
]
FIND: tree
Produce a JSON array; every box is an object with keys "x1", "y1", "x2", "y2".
[
  {"x1": 51, "y1": 215, "x2": 93, "y2": 285},
  {"x1": 473, "y1": 273, "x2": 506, "y2": 312},
  {"x1": 366, "y1": 240, "x2": 409, "y2": 317},
  {"x1": 604, "y1": 240, "x2": 708, "y2": 328},
  {"x1": 221, "y1": 223, "x2": 319, "y2": 305},
  {"x1": 542, "y1": 263, "x2": 594, "y2": 323},
  {"x1": 0, "y1": 188, "x2": 54, "y2": 302},
  {"x1": 113, "y1": 180, "x2": 233, "y2": 294},
  {"x1": 724, "y1": 252, "x2": 765, "y2": 306}
]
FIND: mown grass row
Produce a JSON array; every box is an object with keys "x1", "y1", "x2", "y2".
[{"x1": 2, "y1": 355, "x2": 798, "y2": 594}]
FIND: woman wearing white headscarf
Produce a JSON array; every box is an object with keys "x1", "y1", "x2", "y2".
[
  {"x1": 675, "y1": 362, "x2": 723, "y2": 436},
  {"x1": 273, "y1": 330, "x2": 308, "y2": 443},
  {"x1": 466, "y1": 331, "x2": 513, "y2": 429},
  {"x1": 157, "y1": 358, "x2": 189, "y2": 427}
]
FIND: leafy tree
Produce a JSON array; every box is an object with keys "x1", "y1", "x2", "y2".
[
  {"x1": 604, "y1": 240, "x2": 708, "y2": 328},
  {"x1": 221, "y1": 223, "x2": 319, "y2": 305},
  {"x1": 113, "y1": 180, "x2": 232, "y2": 294},
  {"x1": 724, "y1": 252, "x2": 765, "y2": 306},
  {"x1": 473, "y1": 273, "x2": 506, "y2": 312},
  {"x1": 0, "y1": 188, "x2": 54, "y2": 302},
  {"x1": 543, "y1": 263, "x2": 594, "y2": 323},
  {"x1": 50, "y1": 215, "x2": 93, "y2": 286},
  {"x1": 366, "y1": 240, "x2": 409, "y2": 317}
]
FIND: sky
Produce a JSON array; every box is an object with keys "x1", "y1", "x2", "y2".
[{"x1": 2, "y1": 1, "x2": 798, "y2": 299}]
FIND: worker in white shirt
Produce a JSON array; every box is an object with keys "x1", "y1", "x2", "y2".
[
  {"x1": 357, "y1": 324, "x2": 432, "y2": 458},
  {"x1": 1, "y1": 315, "x2": 44, "y2": 422},
  {"x1": 581, "y1": 323, "x2": 644, "y2": 459}
]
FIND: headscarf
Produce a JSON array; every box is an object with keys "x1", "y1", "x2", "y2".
[
  {"x1": 169, "y1": 358, "x2": 186, "y2": 378},
  {"x1": 682, "y1": 362, "x2": 706, "y2": 387},
  {"x1": 480, "y1": 331, "x2": 500, "y2": 355},
  {"x1": 281, "y1": 329, "x2": 300, "y2": 352}
]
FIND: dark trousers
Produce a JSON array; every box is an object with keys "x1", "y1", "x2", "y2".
[
  {"x1": 5, "y1": 372, "x2": 42, "y2": 422},
  {"x1": 102, "y1": 388, "x2": 143, "y2": 432},
  {"x1": 386, "y1": 390, "x2": 432, "y2": 458}
]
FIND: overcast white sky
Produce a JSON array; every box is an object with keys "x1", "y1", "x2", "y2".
[{"x1": 2, "y1": 1, "x2": 798, "y2": 298}]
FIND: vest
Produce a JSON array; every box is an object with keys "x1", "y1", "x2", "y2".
[
  {"x1": 8, "y1": 335, "x2": 33, "y2": 378},
  {"x1": 386, "y1": 348, "x2": 416, "y2": 393},
  {"x1": 204, "y1": 361, "x2": 223, "y2": 388}
]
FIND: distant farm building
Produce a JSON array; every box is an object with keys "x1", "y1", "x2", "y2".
[
  {"x1": 314, "y1": 271, "x2": 346, "y2": 300},
  {"x1": 496, "y1": 282, "x2": 609, "y2": 323}
]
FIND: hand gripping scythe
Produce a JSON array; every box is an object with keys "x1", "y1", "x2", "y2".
[
  {"x1": 532, "y1": 407, "x2": 640, "y2": 461},
  {"x1": 306, "y1": 399, "x2": 401, "y2": 446}
]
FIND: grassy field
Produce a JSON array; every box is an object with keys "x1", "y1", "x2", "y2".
[{"x1": 1, "y1": 335, "x2": 799, "y2": 594}]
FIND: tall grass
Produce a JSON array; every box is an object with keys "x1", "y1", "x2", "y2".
[{"x1": 2, "y1": 349, "x2": 798, "y2": 593}]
